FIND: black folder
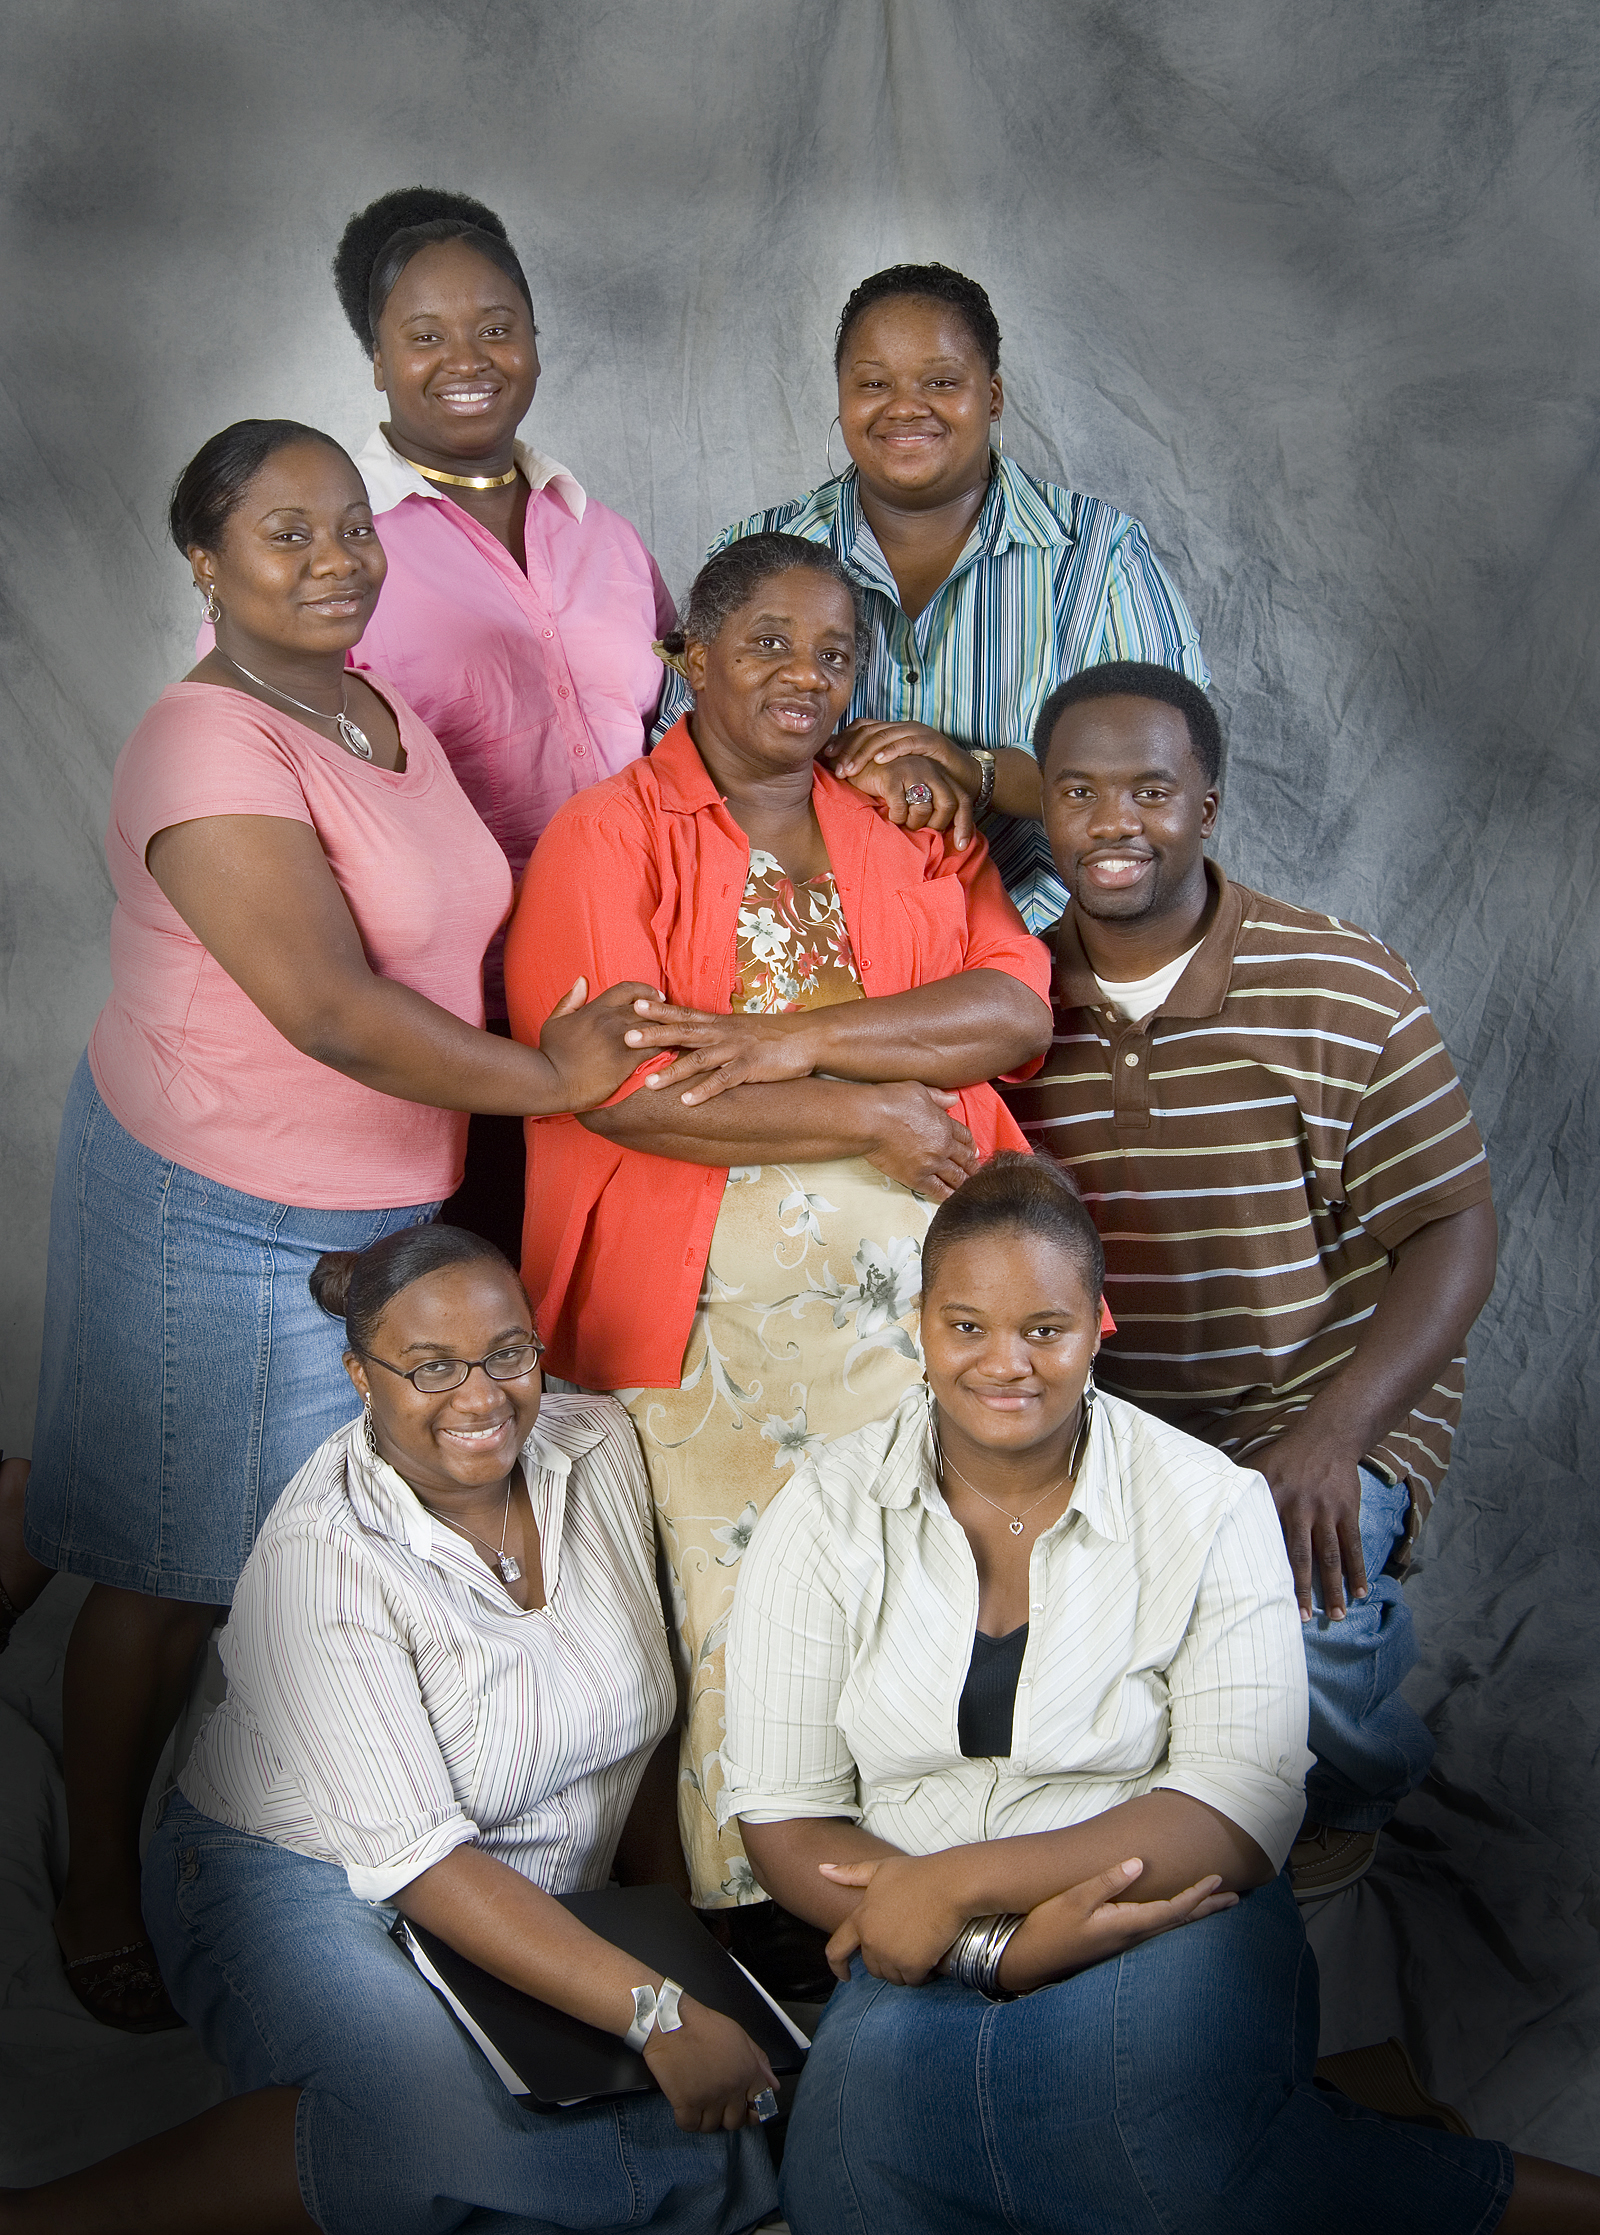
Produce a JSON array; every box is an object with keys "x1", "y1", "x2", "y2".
[{"x1": 394, "y1": 1883, "x2": 810, "y2": 2109}]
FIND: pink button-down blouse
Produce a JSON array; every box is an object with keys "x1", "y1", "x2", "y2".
[{"x1": 349, "y1": 431, "x2": 677, "y2": 1013}]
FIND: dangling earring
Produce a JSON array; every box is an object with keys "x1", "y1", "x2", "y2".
[
  {"x1": 1081, "y1": 1363, "x2": 1096, "y2": 1424},
  {"x1": 825, "y1": 416, "x2": 847, "y2": 481},
  {"x1": 989, "y1": 419, "x2": 1003, "y2": 458},
  {"x1": 362, "y1": 1396, "x2": 380, "y2": 1458},
  {"x1": 196, "y1": 581, "x2": 221, "y2": 626}
]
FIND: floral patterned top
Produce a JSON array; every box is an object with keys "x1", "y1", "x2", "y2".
[{"x1": 732, "y1": 850, "x2": 865, "y2": 1015}]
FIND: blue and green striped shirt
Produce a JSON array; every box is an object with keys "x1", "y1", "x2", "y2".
[{"x1": 656, "y1": 457, "x2": 1207, "y2": 930}]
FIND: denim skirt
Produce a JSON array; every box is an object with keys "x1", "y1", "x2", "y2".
[
  {"x1": 144, "y1": 1797, "x2": 779, "y2": 2235},
  {"x1": 25, "y1": 1056, "x2": 440, "y2": 1603}
]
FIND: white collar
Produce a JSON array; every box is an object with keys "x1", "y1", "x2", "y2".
[
  {"x1": 873, "y1": 1383, "x2": 1130, "y2": 1546},
  {"x1": 354, "y1": 425, "x2": 588, "y2": 523},
  {"x1": 342, "y1": 1411, "x2": 579, "y2": 1563}
]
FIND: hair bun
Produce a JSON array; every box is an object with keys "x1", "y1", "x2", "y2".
[
  {"x1": 309, "y1": 1249, "x2": 359, "y2": 1320},
  {"x1": 332, "y1": 186, "x2": 513, "y2": 352}
]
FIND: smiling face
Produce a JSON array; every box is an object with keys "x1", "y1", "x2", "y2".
[
  {"x1": 1041, "y1": 694, "x2": 1219, "y2": 939},
  {"x1": 346, "y1": 1260, "x2": 543, "y2": 1504},
  {"x1": 371, "y1": 238, "x2": 539, "y2": 470},
  {"x1": 922, "y1": 1228, "x2": 1101, "y2": 1463},
  {"x1": 190, "y1": 439, "x2": 385, "y2": 662},
  {"x1": 684, "y1": 568, "x2": 858, "y2": 783},
  {"x1": 837, "y1": 294, "x2": 1002, "y2": 508}
]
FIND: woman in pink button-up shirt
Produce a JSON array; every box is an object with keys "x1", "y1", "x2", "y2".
[{"x1": 331, "y1": 188, "x2": 679, "y2": 1255}]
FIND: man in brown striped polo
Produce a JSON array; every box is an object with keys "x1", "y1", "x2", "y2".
[{"x1": 1002, "y1": 661, "x2": 1498, "y2": 1901}]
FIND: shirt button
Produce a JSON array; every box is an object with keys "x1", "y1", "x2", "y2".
[
  {"x1": 543, "y1": 628, "x2": 555, "y2": 639},
  {"x1": 558, "y1": 686, "x2": 571, "y2": 700},
  {"x1": 1124, "y1": 1051, "x2": 1140, "y2": 1067}
]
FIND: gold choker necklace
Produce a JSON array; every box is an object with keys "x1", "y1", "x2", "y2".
[{"x1": 399, "y1": 453, "x2": 520, "y2": 491}]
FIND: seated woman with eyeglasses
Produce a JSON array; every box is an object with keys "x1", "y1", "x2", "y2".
[{"x1": 0, "y1": 1224, "x2": 779, "y2": 2235}]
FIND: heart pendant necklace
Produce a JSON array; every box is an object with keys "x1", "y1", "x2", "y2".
[{"x1": 934, "y1": 1402, "x2": 1092, "y2": 1536}]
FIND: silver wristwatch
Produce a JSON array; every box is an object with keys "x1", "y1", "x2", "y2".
[{"x1": 969, "y1": 748, "x2": 997, "y2": 817}]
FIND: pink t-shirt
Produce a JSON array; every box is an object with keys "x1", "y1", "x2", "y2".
[{"x1": 89, "y1": 680, "x2": 513, "y2": 1210}]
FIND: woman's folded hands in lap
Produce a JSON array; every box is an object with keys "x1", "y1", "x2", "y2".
[
  {"x1": 742, "y1": 1789, "x2": 1267, "y2": 1999},
  {"x1": 817, "y1": 1850, "x2": 1237, "y2": 1991},
  {"x1": 814, "y1": 1832, "x2": 1244, "y2": 1994}
]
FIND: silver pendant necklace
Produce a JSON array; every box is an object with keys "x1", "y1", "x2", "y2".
[
  {"x1": 219, "y1": 651, "x2": 374, "y2": 760},
  {"x1": 428, "y1": 1478, "x2": 522, "y2": 1585},
  {"x1": 939, "y1": 1449, "x2": 1069, "y2": 1534},
  {"x1": 934, "y1": 1404, "x2": 1091, "y2": 1535}
]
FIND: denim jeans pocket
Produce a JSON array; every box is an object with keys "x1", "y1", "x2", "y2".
[{"x1": 167, "y1": 1812, "x2": 275, "y2": 1940}]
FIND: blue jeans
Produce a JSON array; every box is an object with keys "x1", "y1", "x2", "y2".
[
  {"x1": 144, "y1": 1798, "x2": 778, "y2": 2235},
  {"x1": 26, "y1": 1056, "x2": 440, "y2": 1601},
  {"x1": 1302, "y1": 1466, "x2": 1434, "y2": 1831},
  {"x1": 779, "y1": 1875, "x2": 1510, "y2": 2235}
]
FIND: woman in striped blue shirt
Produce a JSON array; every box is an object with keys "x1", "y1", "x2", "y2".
[{"x1": 658, "y1": 262, "x2": 1207, "y2": 932}]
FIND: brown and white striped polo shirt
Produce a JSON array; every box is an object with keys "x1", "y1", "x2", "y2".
[{"x1": 1001, "y1": 863, "x2": 1493, "y2": 1534}]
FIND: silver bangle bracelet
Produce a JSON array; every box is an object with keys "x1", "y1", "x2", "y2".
[
  {"x1": 624, "y1": 1976, "x2": 686, "y2": 2052},
  {"x1": 946, "y1": 1912, "x2": 1026, "y2": 1998}
]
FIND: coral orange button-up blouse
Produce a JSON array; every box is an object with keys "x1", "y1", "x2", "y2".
[{"x1": 504, "y1": 719, "x2": 1052, "y2": 1391}]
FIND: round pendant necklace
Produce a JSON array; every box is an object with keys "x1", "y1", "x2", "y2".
[
  {"x1": 425, "y1": 1477, "x2": 523, "y2": 1585},
  {"x1": 219, "y1": 651, "x2": 375, "y2": 760}
]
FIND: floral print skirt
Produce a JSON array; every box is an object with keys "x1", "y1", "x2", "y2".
[{"x1": 619, "y1": 1155, "x2": 932, "y2": 1906}]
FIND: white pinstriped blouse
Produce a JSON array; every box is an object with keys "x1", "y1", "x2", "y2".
[
  {"x1": 720, "y1": 1385, "x2": 1311, "y2": 1870},
  {"x1": 181, "y1": 1395, "x2": 676, "y2": 1903}
]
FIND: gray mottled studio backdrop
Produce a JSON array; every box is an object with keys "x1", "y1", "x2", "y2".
[{"x1": 3, "y1": 0, "x2": 1598, "y2": 2180}]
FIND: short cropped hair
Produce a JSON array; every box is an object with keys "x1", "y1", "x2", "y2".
[
  {"x1": 1032, "y1": 661, "x2": 1223, "y2": 787},
  {"x1": 659, "y1": 533, "x2": 868, "y2": 665},
  {"x1": 921, "y1": 1152, "x2": 1104, "y2": 1304},
  {"x1": 834, "y1": 263, "x2": 1001, "y2": 375},
  {"x1": 310, "y1": 1223, "x2": 519, "y2": 1358},
  {"x1": 168, "y1": 419, "x2": 351, "y2": 554},
  {"x1": 332, "y1": 188, "x2": 532, "y2": 354}
]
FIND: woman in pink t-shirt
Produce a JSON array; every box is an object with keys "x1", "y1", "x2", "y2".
[{"x1": 10, "y1": 420, "x2": 659, "y2": 2034}]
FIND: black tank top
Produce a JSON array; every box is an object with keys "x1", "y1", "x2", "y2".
[{"x1": 957, "y1": 1622, "x2": 1029, "y2": 1759}]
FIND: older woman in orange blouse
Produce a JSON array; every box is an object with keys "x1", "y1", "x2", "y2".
[{"x1": 505, "y1": 533, "x2": 1052, "y2": 1938}]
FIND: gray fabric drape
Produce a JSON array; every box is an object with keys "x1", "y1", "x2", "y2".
[{"x1": 2, "y1": 0, "x2": 1596, "y2": 2177}]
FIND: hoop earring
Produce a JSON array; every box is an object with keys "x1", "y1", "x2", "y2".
[
  {"x1": 825, "y1": 416, "x2": 846, "y2": 481},
  {"x1": 197, "y1": 582, "x2": 221, "y2": 626},
  {"x1": 989, "y1": 420, "x2": 1003, "y2": 457}
]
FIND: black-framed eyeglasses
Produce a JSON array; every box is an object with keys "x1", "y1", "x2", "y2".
[{"x1": 360, "y1": 1338, "x2": 545, "y2": 1395}]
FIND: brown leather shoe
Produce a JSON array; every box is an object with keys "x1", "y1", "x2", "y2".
[
  {"x1": 1290, "y1": 1822, "x2": 1379, "y2": 1902},
  {"x1": 1314, "y1": 2037, "x2": 1474, "y2": 2136}
]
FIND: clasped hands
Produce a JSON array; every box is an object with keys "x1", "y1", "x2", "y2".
[
  {"x1": 815, "y1": 1850, "x2": 1238, "y2": 1997},
  {"x1": 621, "y1": 1000, "x2": 979, "y2": 1197},
  {"x1": 823, "y1": 718, "x2": 986, "y2": 848}
]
